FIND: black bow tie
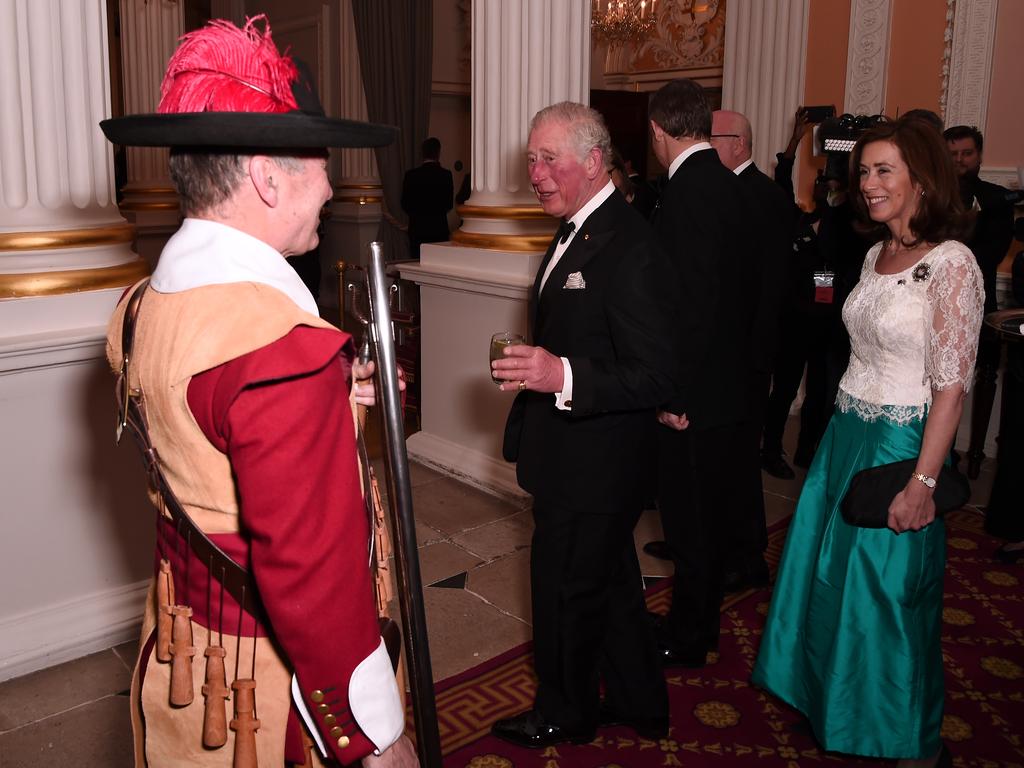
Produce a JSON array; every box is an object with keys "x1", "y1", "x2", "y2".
[{"x1": 557, "y1": 219, "x2": 576, "y2": 244}]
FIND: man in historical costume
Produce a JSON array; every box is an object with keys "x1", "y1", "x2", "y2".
[
  {"x1": 646, "y1": 79, "x2": 758, "y2": 668},
  {"x1": 101, "y1": 17, "x2": 417, "y2": 768},
  {"x1": 708, "y1": 108, "x2": 795, "y2": 592},
  {"x1": 489, "y1": 102, "x2": 677, "y2": 747}
]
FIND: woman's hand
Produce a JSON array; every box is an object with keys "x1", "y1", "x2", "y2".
[{"x1": 887, "y1": 479, "x2": 937, "y2": 533}]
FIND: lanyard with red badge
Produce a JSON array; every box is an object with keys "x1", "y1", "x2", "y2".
[{"x1": 813, "y1": 270, "x2": 835, "y2": 303}]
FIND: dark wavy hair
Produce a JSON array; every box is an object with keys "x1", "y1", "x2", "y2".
[{"x1": 849, "y1": 116, "x2": 974, "y2": 246}]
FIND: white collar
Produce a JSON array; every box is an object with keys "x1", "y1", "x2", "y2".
[
  {"x1": 567, "y1": 180, "x2": 616, "y2": 235},
  {"x1": 733, "y1": 158, "x2": 754, "y2": 176},
  {"x1": 150, "y1": 218, "x2": 319, "y2": 316},
  {"x1": 668, "y1": 141, "x2": 712, "y2": 179}
]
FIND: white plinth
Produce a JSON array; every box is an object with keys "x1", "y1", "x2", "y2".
[{"x1": 399, "y1": 242, "x2": 541, "y2": 500}]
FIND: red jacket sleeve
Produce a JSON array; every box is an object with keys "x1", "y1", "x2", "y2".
[{"x1": 188, "y1": 326, "x2": 388, "y2": 764}]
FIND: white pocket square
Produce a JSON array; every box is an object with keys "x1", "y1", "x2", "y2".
[{"x1": 563, "y1": 271, "x2": 586, "y2": 290}]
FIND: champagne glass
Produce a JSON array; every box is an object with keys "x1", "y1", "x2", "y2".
[{"x1": 490, "y1": 332, "x2": 525, "y2": 385}]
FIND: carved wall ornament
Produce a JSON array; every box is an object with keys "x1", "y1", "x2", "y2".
[
  {"x1": 844, "y1": 0, "x2": 892, "y2": 116},
  {"x1": 631, "y1": 0, "x2": 725, "y2": 73}
]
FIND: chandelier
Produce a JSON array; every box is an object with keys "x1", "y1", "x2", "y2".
[{"x1": 591, "y1": 0, "x2": 658, "y2": 45}]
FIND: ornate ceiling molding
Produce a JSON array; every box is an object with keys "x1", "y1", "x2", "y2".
[
  {"x1": 943, "y1": 0, "x2": 999, "y2": 129},
  {"x1": 844, "y1": 0, "x2": 893, "y2": 116}
]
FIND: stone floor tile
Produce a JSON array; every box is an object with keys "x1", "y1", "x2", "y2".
[
  {"x1": 634, "y1": 509, "x2": 673, "y2": 578},
  {"x1": 412, "y1": 477, "x2": 520, "y2": 536},
  {"x1": 450, "y1": 510, "x2": 534, "y2": 562},
  {"x1": 764, "y1": 491, "x2": 798, "y2": 528},
  {"x1": 0, "y1": 649, "x2": 130, "y2": 733},
  {"x1": 418, "y1": 541, "x2": 484, "y2": 587},
  {"x1": 465, "y1": 550, "x2": 532, "y2": 625},
  {"x1": 421, "y1": 588, "x2": 531, "y2": 682},
  {"x1": 111, "y1": 640, "x2": 140, "y2": 674},
  {"x1": 0, "y1": 694, "x2": 132, "y2": 768}
]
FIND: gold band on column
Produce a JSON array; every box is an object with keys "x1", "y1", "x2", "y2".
[
  {"x1": 0, "y1": 259, "x2": 151, "y2": 299},
  {"x1": 456, "y1": 203, "x2": 550, "y2": 221},
  {"x1": 0, "y1": 224, "x2": 135, "y2": 252},
  {"x1": 449, "y1": 230, "x2": 553, "y2": 252}
]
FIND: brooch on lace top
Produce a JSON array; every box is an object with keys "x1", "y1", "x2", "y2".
[{"x1": 912, "y1": 263, "x2": 932, "y2": 283}]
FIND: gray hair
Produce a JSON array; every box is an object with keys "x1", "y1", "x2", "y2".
[
  {"x1": 168, "y1": 151, "x2": 307, "y2": 216},
  {"x1": 530, "y1": 101, "x2": 612, "y2": 170}
]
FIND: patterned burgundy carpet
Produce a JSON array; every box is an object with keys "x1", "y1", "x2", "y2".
[{"x1": 420, "y1": 509, "x2": 1024, "y2": 767}]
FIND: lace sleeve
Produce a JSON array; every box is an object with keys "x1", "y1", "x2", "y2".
[{"x1": 926, "y1": 242, "x2": 985, "y2": 393}]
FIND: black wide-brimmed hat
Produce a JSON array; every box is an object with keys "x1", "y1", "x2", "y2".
[{"x1": 100, "y1": 16, "x2": 395, "y2": 150}]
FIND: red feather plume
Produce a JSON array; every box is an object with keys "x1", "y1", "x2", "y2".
[{"x1": 157, "y1": 15, "x2": 299, "y2": 115}]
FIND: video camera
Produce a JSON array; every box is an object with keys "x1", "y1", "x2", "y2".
[{"x1": 816, "y1": 113, "x2": 887, "y2": 184}]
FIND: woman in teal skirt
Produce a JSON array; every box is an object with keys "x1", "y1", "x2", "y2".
[{"x1": 752, "y1": 116, "x2": 984, "y2": 767}]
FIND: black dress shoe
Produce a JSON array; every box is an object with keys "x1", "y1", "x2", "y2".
[
  {"x1": 760, "y1": 453, "x2": 795, "y2": 480},
  {"x1": 995, "y1": 543, "x2": 1024, "y2": 564},
  {"x1": 598, "y1": 702, "x2": 668, "y2": 740},
  {"x1": 642, "y1": 540, "x2": 673, "y2": 561},
  {"x1": 657, "y1": 643, "x2": 709, "y2": 669},
  {"x1": 491, "y1": 709, "x2": 595, "y2": 749},
  {"x1": 792, "y1": 446, "x2": 815, "y2": 469},
  {"x1": 723, "y1": 558, "x2": 771, "y2": 593},
  {"x1": 937, "y1": 742, "x2": 952, "y2": 768}
]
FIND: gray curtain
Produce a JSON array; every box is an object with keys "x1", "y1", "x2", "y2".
[{"x1": 352, "y1": 0, "x2": 433, "y2": 261}]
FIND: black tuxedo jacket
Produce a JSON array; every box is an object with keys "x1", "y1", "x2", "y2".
[
  {"x1": 653, "y1": 148, "x2": 757, "y2": 429},
  {"x1": 503, "y1": 191, "x2": 678, "y2": 510},
  {"x1": 965, "y1": 176, "x2": 1014, "y2": 314},
  {"x1": 739, "y1": 162, "x2": 797, "y2": 373},
  {"x1": 401, "y1": 162, "x2": 454, "y2": 244}
]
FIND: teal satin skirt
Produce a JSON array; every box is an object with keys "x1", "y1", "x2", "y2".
[{"x1": 751, "y1": 399, "x2": 945, "y2": 759}]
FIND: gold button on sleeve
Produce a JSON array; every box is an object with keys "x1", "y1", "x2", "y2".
[
  {"x1": 316, "y1": 703, "x2": 330, "y2": 714},
  {"x1": 310, "y1": 690, "x2": 325, "y2": 703},
  {"x1": 323, "y1": 714, "x2": 337, "y2": 726},
  {"x1": 337, "y1": 735, "x2": 350, "y2": 749},
  {"x1": 329, "y1": 726, "x2": 344, "y2": 739}
]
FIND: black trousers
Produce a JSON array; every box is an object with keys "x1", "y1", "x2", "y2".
[
  {"x1": 986, "y1": 344, "x2": 1024, "y2": 541},
  {"x1": 762, "y1": 314, "x2": 835, "y2": 458},
  {"x1": 721, "y1": 374, "x2": 769, "y2": 574},
  {"x1": 656, "y1": 422, "x2": 739, "y2": 652},
  {"x1": 530, "y1": 498, "x2": 667, "y2": 729}
]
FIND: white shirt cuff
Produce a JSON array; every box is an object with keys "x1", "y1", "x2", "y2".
[
  {"x1": 554, "y1": 357, "x2": 573, "y2": 411},
  {"x1": 349, "y1": 638, "x2": 404, "y2": 753}
]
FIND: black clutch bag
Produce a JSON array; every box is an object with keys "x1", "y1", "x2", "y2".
[{"x1": 840, "y1": 459, "x2": 971, "y2": 528}]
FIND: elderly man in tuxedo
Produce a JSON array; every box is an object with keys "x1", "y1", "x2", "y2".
[
  {"x1": 709, "y1": 109, "x2": 796, "y2": 592},
  {"x1": 647, "y1": 80, "x2": 758, "y2": 668},
  {"x1": 490, "y1": 101, "x2": 677, "y2": 748}
]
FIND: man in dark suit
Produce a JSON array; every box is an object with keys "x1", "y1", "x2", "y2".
[
  {"x1": 944, "y1": 125, "x2": 1015, "y2": 476},
  {"x1": 400, "y1": 136, "x2": 454, "y2": 258},
  {"x1": 647, "y1": 79, "x2": 757, "y2": 667},
  {"x1": 710, "y1": 109, "x2": 796, "y2": 591},
  {"x1": 490, "y1": 101, "x2": 677, "y2": 748}
]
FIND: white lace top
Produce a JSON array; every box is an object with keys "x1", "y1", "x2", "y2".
[{"x1": 837, "y1": 240, "x2": 984, "y2": 424}]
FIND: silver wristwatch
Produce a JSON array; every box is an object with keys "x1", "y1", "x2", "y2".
[{"x1": 912, "y1": 472, "x2": 937, "y2": 489}]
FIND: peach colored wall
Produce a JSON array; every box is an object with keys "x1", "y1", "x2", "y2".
[
  {"x1": 883, "y1": 0, "x2": 946, "y2": 118},
  {"x1": 983, "y1": 0, "x2": 1024, "y2": 172},
  {"x1": 797, "y1": 0, "x2": 851, "y2": 206}
]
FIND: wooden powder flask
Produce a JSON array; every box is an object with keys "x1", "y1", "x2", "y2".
[
  {"x1": 230, "y1": 678, "x2": 260, "y2": 768},
  {"x1": 168, "y1": 606, "x2": 196, "y2": 706},
  {"x1": 156, "y1": 559, "x2": 175, "y2": 662},
  {"x1": 201, "y1": 645, "x2": 229, "y2": 747}
]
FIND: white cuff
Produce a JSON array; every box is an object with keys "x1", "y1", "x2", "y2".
[
  {"x1": 554, "y1": 357, "x2": 573, "y2": 411},
  {"x1": 349, "y1": 638, "x2": 404, "y2": 753}
]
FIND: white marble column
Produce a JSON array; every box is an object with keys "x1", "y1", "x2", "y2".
[
  {"x1": 721, "y1": 0, "x2": 809, "y2": 175},
  {"x1": 400, "y1": 0, "x2": 590, "y2": 497},
  {"x1": 319, "y1": 0, "x2": 383, "y2": 323},
  {"x1": 0, "y1": 0, "x2": 151, "y2": 681},
  {"x1": 117, "y1": 0, "x2": 184, "y2": 267}
]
